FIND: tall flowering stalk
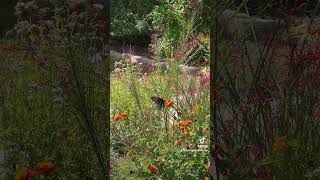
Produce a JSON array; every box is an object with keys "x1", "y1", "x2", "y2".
[{"x1": 9, "y1": 0, "x2": 110, "y2": 179}]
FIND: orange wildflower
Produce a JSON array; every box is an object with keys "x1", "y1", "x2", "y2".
[
  {"x1": 114, "y1": 115, "x2": 121, "y2": 121},
  {"x1": 165, "y1": 99, "x2": 173, "y2": 107},
  {"x1": 34, "y1": 161, "x2": 55, "y2": 176},
  {"x1": 120, "y1": 112, "x2": 128, "y2": 118},
  {"x1": 148, "y1": 164, "x2": 158, "y2": 174},
  {"x1": 179, "y1": 120, "x2": 193, "y2": 127},
  {"x1": 273, "y1": 136, "x2": 286, "y2": 153},
  {"x1": 15, "y1": 168, "x2": 31, "y2": 180}
]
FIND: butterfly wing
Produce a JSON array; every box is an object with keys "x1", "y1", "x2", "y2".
[{"x1": 151, "y1": 97, "x2": 165, "y2": 110}]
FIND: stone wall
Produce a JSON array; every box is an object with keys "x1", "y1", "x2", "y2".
[{"x1": 218, "y1": 9, "x2": 285, "y2": 42}]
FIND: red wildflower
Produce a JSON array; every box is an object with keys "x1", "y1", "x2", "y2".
[
  {"x1": 305, "y1": 54, "x2": 319, "y2": 64},
  {"x1": 114, "y1": 115, "x2": 121, "y2": 121},
  {"x1": 34, "y1": 162, "x2": 55, "y2": 176},
  {"x1": 1, "y1": 46, "x2": 15, "y2": 53},
  {"x1": 148, "y1": 164, "x2": 158, "y2": 174}
]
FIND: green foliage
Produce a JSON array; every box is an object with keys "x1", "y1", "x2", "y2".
[
  {"x1": 111, "y1": 0, "x2": 157, "y2": 39},
  {"x1": 149, "y1": 0, "x2": 209, "y2": 65},
  {"x1": 110, "y1": 59, "x2": 210, "y2": 178}
]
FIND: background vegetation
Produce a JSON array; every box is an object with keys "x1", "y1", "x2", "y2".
[
  {"x1": 213, "y1": 0, "x2": 320, "y2": 179},
  {"x1": 1, "y1": 0, "x2": 109, "y2": 179},
  {"x1": 110, "y1": 0, "x2": 211, "y2": 178}
]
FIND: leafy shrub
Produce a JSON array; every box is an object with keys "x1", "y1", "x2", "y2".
[
  {"x1": 149, "y1": 0, "x2": 209, "y2": 65},
  {"x1": 111, "y1": 0, "x2": 157, "y2": 43}
]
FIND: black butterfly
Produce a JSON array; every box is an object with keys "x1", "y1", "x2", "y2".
[{"x1": 151, "y1": 96, "x2": 165, "y2": 110}]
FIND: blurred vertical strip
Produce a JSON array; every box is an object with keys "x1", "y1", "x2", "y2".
[
  {"x1": 105, "y1": 0, "x2": 111, "y2": 178},
  {"x1": 207, "y1": 0, "x2": 218, "y2": 179},
  {"x1": 0, "y1": 1, "x2": 15, "y2": 179}
]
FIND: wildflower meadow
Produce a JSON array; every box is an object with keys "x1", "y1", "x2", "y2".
[{"x1": 3, "y1": 0, "x2": 320, "y2": 179}]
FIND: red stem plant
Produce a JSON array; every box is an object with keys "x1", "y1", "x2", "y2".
[{"x1": 214, "y1": 1, "x2": 320, "y2": 179}]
